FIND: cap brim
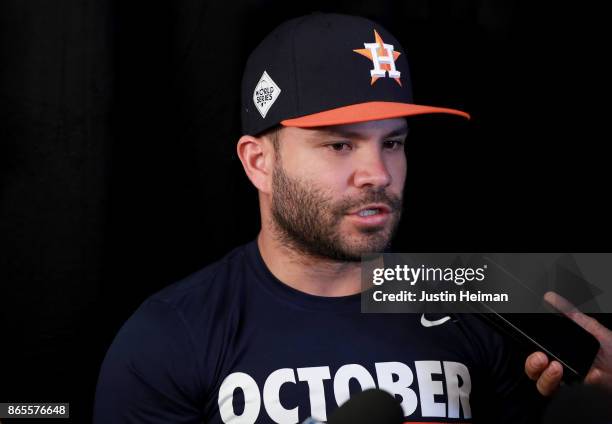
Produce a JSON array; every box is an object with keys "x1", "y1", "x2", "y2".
[{"x1": 280, "y1": 101, "x2": 470, "y2": 128}]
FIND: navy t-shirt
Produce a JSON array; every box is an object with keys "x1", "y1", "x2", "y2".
[{"x1": 93, "y1": 240, "x2": 544, "y2": 423}]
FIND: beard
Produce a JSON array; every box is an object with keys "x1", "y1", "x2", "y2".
[{"x1": 270, "y1": 162, "x2": 403, "y2": 262}]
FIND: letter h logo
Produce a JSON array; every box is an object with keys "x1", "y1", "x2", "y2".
[{"x1": 354, "y1": 29, "x2": 402, "y2": 86}]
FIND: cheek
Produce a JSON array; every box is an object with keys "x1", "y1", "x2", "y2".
[
  {"x1": 288, "y1": 153, "x2": 352, "y2": 189},
  {"x1": 279, "y1": 159, "x2": 348, "y2": 199},
  {"x1": 390, "y1": 155, "x2": 407, "y2": 188},
  {"x1": 304, "y1": 170, "x2": 349, "y2": 197},
  {"x1": 313, "y1": 167, "x2": 354, "y2": 195}
]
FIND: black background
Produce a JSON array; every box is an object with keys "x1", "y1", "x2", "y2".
[{"x1": 0, "y1": 0, "x2": 610, "y2": 422}]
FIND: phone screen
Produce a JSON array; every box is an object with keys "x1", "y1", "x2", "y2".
[{"x1": 476, "y1": 311, "x2": 599, "y2": 382}]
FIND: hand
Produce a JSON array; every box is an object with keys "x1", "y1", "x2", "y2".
[{"x1": 524, "y1": 291, "x2": 612, "y2": 396}]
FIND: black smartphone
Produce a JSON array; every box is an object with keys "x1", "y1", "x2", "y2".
[{"x1": 476, "y1": 310, "x2": 599, "y2": 383}]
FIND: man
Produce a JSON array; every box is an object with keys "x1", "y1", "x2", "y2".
[{"x1": 93, "y1": 12, "x2": 611, "y2": 423}]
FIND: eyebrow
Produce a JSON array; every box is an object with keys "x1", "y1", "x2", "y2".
[{"x1": 310, "y1": 125, "x2": 409, "y2": 141}]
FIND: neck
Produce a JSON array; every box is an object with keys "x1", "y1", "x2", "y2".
[{"x1": 257, "y1": 229, "x2": 363, "y2": 297}]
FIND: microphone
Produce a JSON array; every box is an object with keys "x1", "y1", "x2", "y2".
[{"x1": 303, "y1": 388, "x2": 404, "y2": 424}]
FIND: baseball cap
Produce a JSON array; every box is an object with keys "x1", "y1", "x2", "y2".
[{"x1": 241, "y1": 12, "x2": 470, "y2": 136}]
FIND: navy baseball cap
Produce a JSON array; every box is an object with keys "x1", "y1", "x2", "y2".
[{"x1": 241, "y1": 12, "x2": 470, "y2": 136}]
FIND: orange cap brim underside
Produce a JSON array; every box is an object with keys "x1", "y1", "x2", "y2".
[{"x1": 280, "y1": 101, "x2": 470, "y2": 127}]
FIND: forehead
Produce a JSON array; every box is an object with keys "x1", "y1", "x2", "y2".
[{"x1": 281, "y1": 118, "x2": 408, "y2": 142}]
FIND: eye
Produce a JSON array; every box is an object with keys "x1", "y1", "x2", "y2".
[
  {"x1": 327, "y1": 142, "x2": 352, "y2": 152},
  {"x1": 383, "y1": 139, "x2": 405, "y2": 150}
]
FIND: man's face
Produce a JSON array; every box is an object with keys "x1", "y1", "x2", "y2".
[{"x1": 269, "y1": 118, "x2": 407, "y2": 261}]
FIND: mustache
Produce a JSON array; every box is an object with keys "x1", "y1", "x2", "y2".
[{"x1": 334, "y1": 190, "x2": 403, "y2": 215}]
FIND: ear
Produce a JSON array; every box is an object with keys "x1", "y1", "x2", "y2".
[{"x1": 236, "y1": 134, "x2": 275, "y2": 194}]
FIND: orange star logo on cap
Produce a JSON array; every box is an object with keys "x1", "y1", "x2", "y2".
[{"x1": 353, "y1": 29, "x2": 402, "y2": 86}]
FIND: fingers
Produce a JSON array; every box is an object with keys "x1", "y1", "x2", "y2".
[
  {"x1": 525, "y1": 351, "x2": 563, "y2": 396},
  {"x1": 536, "y1": 361, "x2": 563, "y2": 396},
  {"x1": 570, "y1": 313, "x2": 609, "y2": 343},
  {"x1": 585, "y1": 367, "x2": 603, "y2": 385},
  {"x1": 586, "y1": 368, "x2": 612, "y2": 391},
  {"x1": 525, "y1": 351, "x2": 549, "y2": 380},
  {"x1": 543, "y1": 291, "x2": 577, "y2": 313},
  {"x1": 543, "y1": 291, "x2": 610, "y2": 342}
]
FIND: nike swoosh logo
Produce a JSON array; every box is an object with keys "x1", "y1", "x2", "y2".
[{"x1": 420, "y1": 314, "x2": 452, "y2": 328}]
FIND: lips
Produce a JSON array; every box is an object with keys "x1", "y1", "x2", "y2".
[
  {"x1": 345, "y1": 203, "x2": 393, "y2": 228},
  {"x1": 348, "y1": 203, "x2": 392, "y2": 216}
]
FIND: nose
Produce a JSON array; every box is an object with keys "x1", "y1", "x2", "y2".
[{"x1": 352, "y1": 148, "x2": 392, "y2": 189}]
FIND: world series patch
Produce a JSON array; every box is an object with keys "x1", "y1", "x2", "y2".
[{"x1": 253, "y1": 71, "x2": 281, "y2": 119}]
